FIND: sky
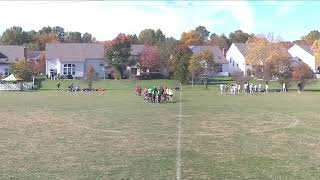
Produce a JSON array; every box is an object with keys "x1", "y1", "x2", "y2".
[{"x1": 0, "y1": 0, "x2": 318, "y2": 42}]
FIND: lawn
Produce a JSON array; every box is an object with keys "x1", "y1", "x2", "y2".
[{"x1": 1, "y1": 79, "x2": 320, "y2": 179}]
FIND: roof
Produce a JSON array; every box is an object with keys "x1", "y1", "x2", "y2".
[
  {"x1": 233, "y1": 43, "x2": 248, "y2": 56},
  {"x1": 297, "y1": 44, "x2": 313, "y2": 55},
  {"x1": 46, "y1": 43, "x2": 105, "y2": 61},
  {"x1": 189, "y1": 45, "x2": 228, "y2": 64},
  {"x1": 131, "y1": 45, "x2": 145, "y2": 56},
  {"x1": 27, "y1": 50, "x2": 42, "y2": 59},
  {"x1": 0, "y1": 52, "x2": 7, "y2": 59},
  {"x1": 0, "y1": 45, "x2": 26, "y2": 63}
]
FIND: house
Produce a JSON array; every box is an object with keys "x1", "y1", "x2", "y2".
[
  {"x1": 127, "y1": 45, "x2": 144, "y2": 76},
  {"x1": 0, "y1": 45, "x2": 27, "y2": 77},
  {"x1": 45, "y1": 43, "x2": 107, "y2": 79},
  {"x1": 226, "y1": 43, "x2": 251, "y2": 75},
  {"x1": 189, "y1": 45, "x2": 229, "y2": 77},
  {"x1": 288, "y1": 44, "x2": 317, "y2": 72}
]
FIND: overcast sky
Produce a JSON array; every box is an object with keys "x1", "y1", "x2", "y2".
[{"x1": 0, "y1": 1, "x2": 316, "y2": 41}]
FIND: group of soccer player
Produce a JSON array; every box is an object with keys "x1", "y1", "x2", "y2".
[{"x1": 135, "y1": 85, "x2": 174, "y2": 103}]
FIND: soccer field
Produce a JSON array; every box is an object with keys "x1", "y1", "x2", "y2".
[{"x1": 1, "y1": 80, "x2": 320, "y2": 179}]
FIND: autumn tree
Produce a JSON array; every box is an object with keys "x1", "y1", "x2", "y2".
[
  {"x1": 195, "y1": 26, "x2": 210, "y2": 42},
  {"x1": 139, "y1": 45, "x2": 160, "y2": 72},
  {"x1": 155, "y1": 37, "x2": 179, "y2": 78},
  {"x1": 105, "y1": 33, "x2": 132, "y2": 78},
  {"x1": 292, "y1": 63, "x2": 314, "y2": 90},
  {"x1": 302, "y1": 30, "x2": 320, "y2": 45},
  {"x1": 138, "y1": 29, "x2": 165, "y2": 45},
  {"x1": 86, "y1": 65, "x2": 96, "y2": 90},
  {"x1": 188, "y1": 50, "x2": 217, "y2": 88},
  {"x1": 29, "y1": 52, "x2": 46, "y2": 75},
  {"x1": 11, "y1": 59, "x2": 33, "y2": 81},
  {"x1": 210, "y1": 33, "x2": 230, "y2": 50},
  {"x1": 36, "y1": 32, "x2": 60, "y2": 50},
  {"x1": 180, "y1": 30, "x2": 203, "y2": 46},
  {"x1": 312, "y1": 39, "x2": 320, "y2": 71},
  {"x1": 128, "y1": 34, "x2": 139, "y2": 44},
  {"x1": 246, "y1": 37, "x2": 290, "y2": 80},
  {"x1": 170, "y1": 44, "x2": 193, "y2": 84}
]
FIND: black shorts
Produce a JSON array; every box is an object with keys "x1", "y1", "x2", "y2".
[{"x1": 148, "y1": 93, "x2": 152, "y2": 97}]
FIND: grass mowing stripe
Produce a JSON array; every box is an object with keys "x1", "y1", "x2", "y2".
[{"x1": 176, "y1": 84, "x2": 182, "y2": 180}]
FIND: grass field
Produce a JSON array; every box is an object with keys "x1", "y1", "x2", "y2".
[{"x1": 1, "y1": 79, "x2": 320, "y2": 179}]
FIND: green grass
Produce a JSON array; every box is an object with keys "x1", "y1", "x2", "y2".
[{"x1": 1, "y1": 79, "x2": 320, "y2": 179}]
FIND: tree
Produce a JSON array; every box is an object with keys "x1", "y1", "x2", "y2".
[
  {"x1": 11, "y1": 59, "x2": 34, "y2": 81},
  {"x1": 0, "y1": 26, "x2": 31, "y2": 45},
  {"x1": 302, "y1": 30, "x2": 320, "y2": 45},
  {"x1": 155, "y1": 37, "x2": 179, "y2": 77},
  {"x1": 246, "y1": 37, "x2": 290, "y2": 80},
  {"x1": 36, "y1": 32, "x2": 60, "y2": 51},
  {"x1": 170, "y1": 44, "x2": 193, "y2": 84},
  {"x1": 180, "y1": 30, "x2": 203, "y2": 45},
  {"x1": 139, "y1": 45, "x2": 160, "y2": 72},
  {"x1": 139, "y1": 29, "x2": 157, "y2": 45},
  {"x1": 210, "y1": 33, "x2": 229, "y2": 50},
  {"x1": 86, "y1": 65, "x2": 96, "y2": 90},
  {"x1": 82, "y1": 32, "x2": 95, "y2": 43},
  {"x1": 155, "y1": 29, "x2": 166, "y2": 42},
  {"x1": 188, "y1": 50, "x2": 217, "y2": 88},
  {"x1": 228, "y1": 30, "x2": 251, "y2": 44},
  {"x1": 128, "y1": 34, "x2": 139, "y2": 44},
  {"x1": 195, "y1": 26, "x2": 210, "y2": 42},
  {"x1": 292, "y1": 63, "x2": 314, "y2": 90},
  {"x1": 64, "y1": 31, "x2": 82, "y2": 43},
  {"x1": 312, "y1": 39, "x2": 320, "y2": 70},
  {"x1": 105, "y1": 33, "x2": 132, "y2": 78},
  {"x1": 52, "y1": 26, "x2": 65, "y2": 42}
]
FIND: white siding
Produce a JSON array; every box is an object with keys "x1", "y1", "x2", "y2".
[
  {"x1": 84, "y1": 59, "x2": 106, "y2": 79},
  {"x1": 46, "y1": 59, "x2": 59, "y2": 77},
  {"x1": 288, "y1": 45, "x2": 316, "y2": 72},
  {"x1": 226, "y1": 44, "x2": 246, "y2": 74},
  {"x1": 60, "y1": 61, "x2": 85, "y2": 78}
]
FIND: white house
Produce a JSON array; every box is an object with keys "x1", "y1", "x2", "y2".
[
  {"x1": 288, "y1": 44, "x2": 317, "y2": 72},
  {"x1": 226, "y1": 43, "x2": 250, "y2": 75},
  {"x1": 189, "y1": 45, "x2": 229, "y2": 77},
  {"x1": 0, "y1": 45, "x2": 27, "y2": 77},
  {"x1": 45, "y1": 43, "x2": 107, "y2": 79}
]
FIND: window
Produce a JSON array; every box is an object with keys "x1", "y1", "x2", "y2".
[
  {"x1": 63, "y1": 64, "x2": 76, "y2": 75},
  {"x1": 219, "y1": 64, "x2": 223, "y2": 72},
  {"x1": 233, "y1": 62, "x2": 234, "y2": 66},
  {"x1": 4, "y1": 68, "x2": 10, "y2": 76},
  {"x1": 237, "y1": 63, "x2": 239, "y2": 67},
  {"x1": 100, "y1": 63, "x2": 104, "y2": 67}
]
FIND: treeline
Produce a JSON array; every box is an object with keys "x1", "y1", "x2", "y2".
[{"x1": 0, "y1": 26, "x2": 96, "y2": 50}]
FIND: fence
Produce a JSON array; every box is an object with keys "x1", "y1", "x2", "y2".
[{"x1": 0, "y1": 82, "x2": 36, "y2": 91}]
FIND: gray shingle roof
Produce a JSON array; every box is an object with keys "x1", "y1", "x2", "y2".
[
  {"x1": 233, "y1": 43, "x2": 248, "y2": 56},
  {"x1": 27, "y1": 50, "x2": 42, "y2": 59},
  {"x1": 0, "y1": 45, "x2": 26, "y2": 63},
  {"x1": 189, "y1": 45, "x2": 228, "y2": 64},
  {"x1": 0, "y1": 52, "x2": 7, "y2": 59},
  {"x1": 46, "y1": 43, "x2": 105, "y2": 61},
  {"x1": 297, "y1": 45, "x2": 313, "y2": 55},
  {"x1": 131, "y1": 45, "x2": 145, "y2": 56}
]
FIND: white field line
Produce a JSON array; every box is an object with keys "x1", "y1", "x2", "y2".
[{"x1": 176, "y1": 86, "x2": 182, "y2": 180}]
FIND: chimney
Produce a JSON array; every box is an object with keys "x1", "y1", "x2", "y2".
[{"x1": 222, "y1": 48, "x2": 226, "y2": 57}]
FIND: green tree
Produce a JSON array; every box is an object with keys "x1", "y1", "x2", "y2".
[
  {"x1": 138, "y1": 29, "x2": 157, "y2": 45},
  {"x1": 155, "y1": 37, "x2": 179, "y2": 77},
  {"x1": 52, "y1": 26, "x2": 65, "y2": 42},
  {"x1": 170, "y1": 44, "x2": 193, "y2": 84},
  {"x1": 155, "y1": 29, "x2": 166, "y2": 42},
  {"x1": 195, "y1": 26, "x2": 210, "y2": 42},
  {"x1": 229, "y1": 30, "x2": 251, "y2": 44},
  {"x1": 0, "y1": 26, "x2": 31, "y2": 45},
  {"x1": 82, "y1": 32, "x2": 95, "y2": 43},
  {"x1": 11, "y1": 59, "x2": 34, "y2": 81},
  {"x1": 105, "y1": 33, "x2": 132, "y2": 78},
  {"x1": 64, "y1": 31, "x2": 82, "y2": 43},
  {"x1": 128, "y1": 34, "x2": 140, "y2": 44}
]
